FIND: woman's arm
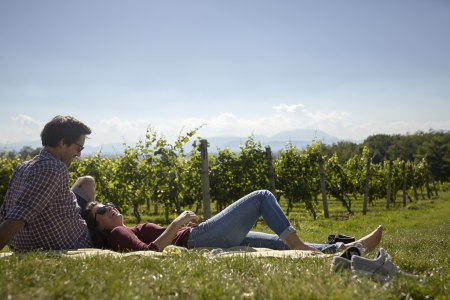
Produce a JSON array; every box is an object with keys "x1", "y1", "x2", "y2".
[
  {"x1": 108, "y1": 211, "x2": 199, "y2": 252},
  {"x1": 152, "y1": 211, "x2": 198, "y2": 251}
]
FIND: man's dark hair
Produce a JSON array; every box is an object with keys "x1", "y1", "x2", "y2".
[{"x1": 40, "y1": 115, "x2": 91, "y2": 147}]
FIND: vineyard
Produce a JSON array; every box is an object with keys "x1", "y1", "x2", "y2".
[{"x1": 0, "y1": 128, "x2": 446, "y2": 223}]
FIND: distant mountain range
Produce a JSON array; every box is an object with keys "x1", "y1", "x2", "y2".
[
  {"x1": 1, "y1": 129, "x2": 358, "y2": 156},
  {"x1": 205, "y1": 129, "x2": 343, "y2": 153}
]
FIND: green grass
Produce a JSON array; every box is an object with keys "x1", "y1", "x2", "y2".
[{"x1": 1, "y1": 193, "x2": 450, "y2": 299}]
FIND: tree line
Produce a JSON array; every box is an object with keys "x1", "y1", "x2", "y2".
[{"x1": 322, "y1": 129, "x2": 450, "y2": 181}]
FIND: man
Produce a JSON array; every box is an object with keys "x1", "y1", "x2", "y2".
[{"x1": 0, "y1": 115, "x2": 95, "y2": 251}]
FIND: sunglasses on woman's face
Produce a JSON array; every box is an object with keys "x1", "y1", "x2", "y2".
[{"x1": 94, "y1": 203, "x2": 115, "y2": 222}]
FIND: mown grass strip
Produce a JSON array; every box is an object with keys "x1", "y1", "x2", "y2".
[{"x1": 1, "y1": 194, "x2": 449, "y2": 299}]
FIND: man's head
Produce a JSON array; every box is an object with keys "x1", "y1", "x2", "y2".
[{"x1": 41, "y1": 115, "x2": 91, "y2": 166}]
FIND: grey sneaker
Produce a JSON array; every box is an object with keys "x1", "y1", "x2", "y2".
[
  {"x1": 330, "y1": 246, "x2": 362, "y2": 272},
  {"x1": 351, "y1": 248, "x2": 418, "y2": 282},
  {"x1": 331, "y1": 256, "x2": 351, "y2": 272}
]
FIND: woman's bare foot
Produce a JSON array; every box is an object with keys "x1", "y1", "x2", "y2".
[
  {"x1": 344, "y1": 225, "x2": 383, "y2": 253},
  {"x1": 285, "y1": 232, "x2": 323, "y2": 253}
]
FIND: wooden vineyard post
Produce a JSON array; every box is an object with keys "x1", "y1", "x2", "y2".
[
  {"x1": 432, "y1": 179, "x2": 439, "y2": 197},
  {"x1": 402, "y1": 161, "x2": 407, "y2": 207},
  {"x1": 363, "y1": 156, "x2": 371, "y2": 215},
  {"x1": 425, "y1": 170, "x2": 431, "y2": 199},
  {"x1": 265, "y1": 146, "x2": 277, "y2": 199},
  {"x1": 412, "y1": 165, "x2": 419, "y2": 202},
  {"x1": 318, "y1": 155, "x2": 329, "y2": 218},
  {"x1": 199, "y1": 139, "x2": 211, "y2": 219},
  {"x1": 386, "y1": 160, "x2": 393, "y2": 209}
]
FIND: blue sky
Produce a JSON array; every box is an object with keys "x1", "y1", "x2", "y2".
[{"x1": 1, "y1": 0, "x2": 449, "y2": 147}]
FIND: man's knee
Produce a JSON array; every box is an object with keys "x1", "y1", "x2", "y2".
[
  {"x1": 75, "y1": 176, "x2": 96, "y2": 189},
  {"x1": 73, "y1": 176, "x2": 96, "y2": 203}
]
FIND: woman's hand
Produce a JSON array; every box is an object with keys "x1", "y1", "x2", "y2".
[
  {"x1": 152, "y1": 211, "x2": 199, "y2": 252},
  {"x1": 174, "y1": 211, "x2": 199, "y2": 227}
]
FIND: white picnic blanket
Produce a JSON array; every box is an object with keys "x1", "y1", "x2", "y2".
[{"x1": 0, "y1": 246, "x2": 332, "y2": 259}]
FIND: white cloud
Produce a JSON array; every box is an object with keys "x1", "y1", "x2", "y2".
[
  {"x1": 1, "y1": 115, "x2": 46, "y2": 143},
  {"x1": 89, "y1": 117, "x2": 151, "y2": 145},
  {"x1": 304, "y1": 110, "x2": 350, "y2": 123},
  {"x1": 272, "y1": 103, "x2": 349, "y2": 125},
  {"x1": 12, "y1": 114, "x2": 44, "y2": 129},
  {"x1": 172, "y1": 105, "x2": 449, "y2": 142},
  {"x1": 170, "y1": 104, "x2": 353, "y2": 138},
  {"x1": 180, "y1": 113, "x2": 246, "y2": 137},
  {"x1": 273, "y1": 104, "x2": 305, "y2": 113},
  {"x1": 98, "y1": 117, "x2": 149, "y2": 132},
  {"x1": 2, "y1": 108, "x2": 448, "y2": 147}
]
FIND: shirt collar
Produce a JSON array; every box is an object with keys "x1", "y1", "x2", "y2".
[{"x1": 40, "y1": 148, "x2": 61, "y2": 162}]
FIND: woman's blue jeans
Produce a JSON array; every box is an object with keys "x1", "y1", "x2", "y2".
[{"x1": 187, "y1": 190, "x2": 340, "y2": 253}]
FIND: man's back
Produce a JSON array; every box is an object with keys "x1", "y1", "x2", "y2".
[{"x1": 0, "y1": 150, "x2": 91, "y2": 251}]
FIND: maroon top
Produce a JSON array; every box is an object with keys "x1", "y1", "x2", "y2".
[{"x1": 107, "y1": 223, "x2": 191, "y2": 252}]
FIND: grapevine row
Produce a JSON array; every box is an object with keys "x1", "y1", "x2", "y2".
[{"x1": 0, "y1": 129, "x2": 442, "y2": 221}]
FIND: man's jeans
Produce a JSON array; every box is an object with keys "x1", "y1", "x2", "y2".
[{"x1": 187, "y1": 190, "x2": 341, "y2": 253}]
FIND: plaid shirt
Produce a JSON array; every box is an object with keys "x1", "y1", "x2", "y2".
[{"x1": 0, "y1": 150, "x2": 92, "y2": 251}]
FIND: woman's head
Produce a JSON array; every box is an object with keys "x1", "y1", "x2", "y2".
[
  {"x1": 81, "y1": 201, "x2": 124, "y2": 248},
  {"x1": 82, "y1": 201, "x2": 124, "y2": 231}
]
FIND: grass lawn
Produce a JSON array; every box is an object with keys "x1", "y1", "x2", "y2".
[{"x1": 1, "y1": 192, "x2": 449, "y2": 299}]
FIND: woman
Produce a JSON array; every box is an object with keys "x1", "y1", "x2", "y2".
[{"x1": 82, "y1": 190, "x2": 383, "y2": 253}]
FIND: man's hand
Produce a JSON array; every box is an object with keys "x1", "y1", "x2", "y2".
[{"x1": 0, "y1": 219, "x2": 25, "y2": 251}]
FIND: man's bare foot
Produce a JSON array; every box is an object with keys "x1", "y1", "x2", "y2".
[{"x1": 344, "y1": 225, "x2": 383, "y2": 253}]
